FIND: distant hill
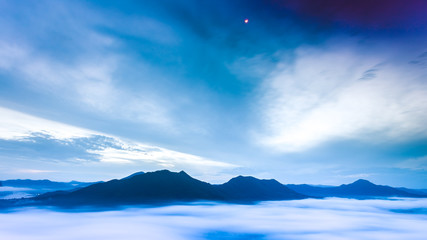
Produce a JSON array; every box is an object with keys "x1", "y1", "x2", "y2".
[
  {"x1": 0, "y1": 179, "x2": 98, "y2": 200},
  {"x1": 396, "y1": 187, "x2": 427, "y2": 195},
  {"x1": 0, "y1": 179, "x2": 94, "y2": 191},
  {"x1": 287, "y1": 179, "x2": 426, "y2": 198}
]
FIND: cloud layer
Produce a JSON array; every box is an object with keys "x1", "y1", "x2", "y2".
[
  {"x1": 0, "y1": 198, "x2": 426, "y2": 239},
  {"x1": 0, "y1": 107, "x2": 236, "y2": 181}
]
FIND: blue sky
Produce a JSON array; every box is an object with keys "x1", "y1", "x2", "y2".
[{"x1": 0, "y1": 0, "x2": 427, "y2": 188}]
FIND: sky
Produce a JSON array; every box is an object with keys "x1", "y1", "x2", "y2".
[{"x1": 0, "y1": 0, "x2": 427, "y2": 188}]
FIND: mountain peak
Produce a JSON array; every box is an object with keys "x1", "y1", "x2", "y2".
[
  {"x1": 121, "y1": 171, "x2": 145, "y2": 180},
  {"x1": 231, "y1": 175, "x2": 256, "y2": 180},
  {"x1": 220, "y1": 175, "x2": 306, "y2": 201},
  {"x1": 154, "y1": 169, "x2": 172, "y2": 174},
  {"x1": 351, "y1": 179, "x2": 375, "y2": 186},
  {"x1": 226, "y1": 175, "x2": 259, "y2": 184},
  {"x1": 150, "y1": 170, "x2": 191, "y2": 178},
  {"x1": 226, "y1": 176, "x2": 285, "y2": 186}
]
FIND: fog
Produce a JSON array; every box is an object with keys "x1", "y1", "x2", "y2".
[
  {"x1": 0, "y1": 186, "x2": 34, "y2": 200},
  {"x1": 0, "y1": 198, "x2": 426, "y2": 240}
]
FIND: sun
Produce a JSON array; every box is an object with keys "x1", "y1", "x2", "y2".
[{"x1": 244, "y1": 18, "x2": 249, "y2": 24}]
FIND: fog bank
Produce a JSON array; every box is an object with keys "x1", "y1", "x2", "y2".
[{"x1": 0, "y1": 198, "x2": 426, "y2": 240}]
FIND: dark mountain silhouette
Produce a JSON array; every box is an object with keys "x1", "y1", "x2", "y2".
[
  {"x1": 121, "y1": 171, "x2": 145, "y2": 180},
  {"x1": 36, "y1": 170, "x2": 226, "y2": 206},
  {"x1": 215, "y1": 176, "x2": 306, "y2": 201},
  {"x1": 33, "y1": 170, "x2": 307, "y2": 206},
  {"x1": 286, "y1": 184, "x2": 328, "y2": 196},
  {"x1": 1, "y1": 172, "x2": 425, "y2": 208},
  {"x1": 287, "y1": 179, "x2": 426, "y2": 198}
]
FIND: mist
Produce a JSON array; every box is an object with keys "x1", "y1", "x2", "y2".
[{"x1": 0, "y1": 198, "x2": 426, "y2": 240}]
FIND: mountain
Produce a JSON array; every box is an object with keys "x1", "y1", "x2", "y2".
[
  {"x1": 287, "y1": 179, "x2": 426, "y2": 198},
  {"x1": 396, "y1": 187, "x2": 427, "y2": 195},
  {"x1": 34, "y1": 170, "x2": 308, "y2": 206},
  {"x1": 4, "y1": 173, "x2": 426, "y2": 208},
  {"x1": 286, "y1": 184, "x2": 331, "y2": 197},
  {"x1": 335, "y1": 179, "x2": 422, "y2": 197},
  {"x1": 121, "y1": 171, "x2": 145, "y2": 180},
  {"x1": 215, "y1": 176, "x2": 307, "y2": 201},
  {"x1": 36, "y1": 170, "x2": 226, "y2": 206}
]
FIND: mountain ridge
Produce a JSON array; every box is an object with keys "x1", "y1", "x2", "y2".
[
  {"x1": 33, "y1": 170, "x2": 308, "y2": 206},
  {"x1": 287, "y1": 179, "x2": 425, "y2": 198},
  {"x1": 2, "y1": 171, "x2": 426, "y2": 208}
]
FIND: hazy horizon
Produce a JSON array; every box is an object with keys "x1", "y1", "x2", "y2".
[{"x1": 0, "y1": 169, "x2": 424, "y2": 190}]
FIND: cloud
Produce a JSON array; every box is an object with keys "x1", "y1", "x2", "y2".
[
  {"x1": 0, "y1": 0, "x2": 178, "y2": 130},
  {"x1": 88, "y1": 142, "x2": 237, "y2": 170},
  {"x1": 396, "y1": 156, "x2": 427, "y2": 171},
  {"x1": 16, "y1": 169, "x2": 57, "y2": 174},
  {"x1": 339, "y1": 173, "x2": 372, "y2": 179},
  {"x1": 256, "y1": 39, "x2": 427, "y2": 152},
  {"x1": 80, "y1": 136, "x2": 238, "y2": 173},
  {"x1": 0, "y1": 40, "x2": 172, "y2": 128},
  {"x1": 0, "y1": 107, "x2": 236, "y2": 179},
  {"x1": 0, "y1": 107, "x2": 96, "y2": 140},
  {"x1": 0, "y1": 198, "x2": 426, "y2": 239}
]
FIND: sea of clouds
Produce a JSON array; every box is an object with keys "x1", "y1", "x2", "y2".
[{"x1": 0, "y1": 198, "x2": 426, "y2": 240}]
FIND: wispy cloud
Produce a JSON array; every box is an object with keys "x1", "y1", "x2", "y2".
[
  {"x1": 89, "y1": 142, "x2": 237, "y2": 170},
  {"x1": 256, "y1": 39, "x2": 427, "y2": 152},
  {"x1": 338, "y1": 173, "x2": 372, "y2": 179},
  {"x1": 396, "y1": 156, "x2": 427, "y2": 171},
  {"x1": 0, "y1": 0, "x2": 178, "y2": 130},
  {"x1": 16, "y1": 169, "x2": 57, "y2": 174},
  {"x1": 0, "y1": 40, "x2": 172, "y2": 128},
  {"x1": 0, "y1": 107, "x2": 96, "y2": 140},
  {"x1": 0, "y1": 107, "x2": 236, "y2": 179}
]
